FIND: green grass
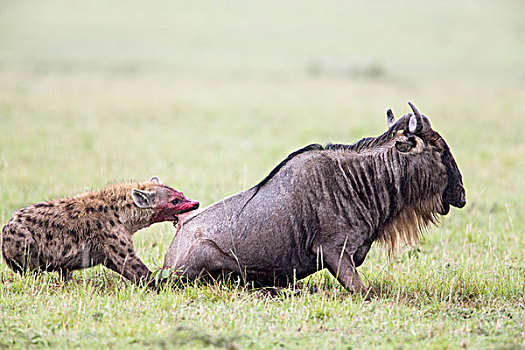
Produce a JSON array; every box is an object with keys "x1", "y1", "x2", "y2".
[{"x1": 1, "y1": 1, "x2": 524, "y2": 349}]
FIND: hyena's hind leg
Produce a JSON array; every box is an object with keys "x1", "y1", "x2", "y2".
[{"x1": 1, "y1": 225, "x2": 40, "y2": 274}]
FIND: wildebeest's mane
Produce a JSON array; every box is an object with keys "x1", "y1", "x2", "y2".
[{"x1": 324, "y1": 130, "x2": 392, "y2": 153}]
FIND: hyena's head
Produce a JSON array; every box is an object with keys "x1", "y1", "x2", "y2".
[{"x1": 131, "y1": 176, "x2": 199, "y2": 225}]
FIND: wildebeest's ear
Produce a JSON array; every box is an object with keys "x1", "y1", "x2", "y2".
[
  {"x1": 149, "y1": 176, "x2": 161, "y2": 184},
  {"x1": 132, "y1": 189, "x2": 157, "y2": 208},
  {"x1": 386, "y1": 109, "x2": 395, "y2": 128}
]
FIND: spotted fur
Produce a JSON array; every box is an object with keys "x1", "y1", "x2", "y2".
[{"x1": 1, "y1": 178, "x2": 199, "y2": 287}]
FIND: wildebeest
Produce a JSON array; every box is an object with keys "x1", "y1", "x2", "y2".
[{"x1": 163, "y1": 103, "x2": 466, "y2": 294}]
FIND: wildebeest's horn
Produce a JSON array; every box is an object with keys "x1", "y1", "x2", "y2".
[
  {"x1": 408, "y1": 101, "x2": 423, "y2": 133},
  {"x1": 386, "y1": 109, "x2": 395, "y2": 128}
]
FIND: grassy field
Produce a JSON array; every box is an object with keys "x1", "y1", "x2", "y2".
[{"x1": 1, "y1": 1, "x2": 524, "y2": 349}]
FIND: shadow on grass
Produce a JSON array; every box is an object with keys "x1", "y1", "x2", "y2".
[
  {"x1": 4, "y1": 265, "x2": 522, "y2": 308},
  {"x1": 366, "y1": 277, "x2": 524, "y2": 307},
  {"x1": 142, "y1": 326, "x2": 240, "y2": 350}
]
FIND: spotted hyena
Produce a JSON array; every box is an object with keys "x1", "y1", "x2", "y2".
[{"x1": 1, "y1": 177, "x2": 199, "y2": 287}]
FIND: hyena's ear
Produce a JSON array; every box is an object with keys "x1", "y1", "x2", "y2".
[
  {"x1": 132, "y1": 189, "x2": 157, "y2": 208},
  {"x1": 149, "y1": 176, "x2": 161, "y2": 184}
]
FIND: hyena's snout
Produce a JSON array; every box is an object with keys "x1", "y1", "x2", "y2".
[{"x1": 175, "y1": 199, "x2": 199, "y2": 214}]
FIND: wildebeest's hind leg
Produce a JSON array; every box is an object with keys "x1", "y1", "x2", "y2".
[
  {"x1": 171, "y1": 238, "x2": 241, "y2": 283},
  {"x1": 322, "y1": 246, "x2": 369, "y2": 295}
]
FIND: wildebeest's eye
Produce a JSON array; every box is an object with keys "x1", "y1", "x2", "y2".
[
  {"x1": 395, "y1": 141, "x2": 414, "y2": 153},
  {"x1": 171, "y1": 199, "x2": 182, "y2": 205}
]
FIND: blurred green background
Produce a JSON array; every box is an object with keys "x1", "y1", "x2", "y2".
[{"x1": 1, "y1": 0, "x2": 524, "y2": 81}]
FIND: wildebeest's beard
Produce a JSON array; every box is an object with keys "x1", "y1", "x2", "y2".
[{"x1": 373, "y1": 145, "x2": 447, "y2": 256}]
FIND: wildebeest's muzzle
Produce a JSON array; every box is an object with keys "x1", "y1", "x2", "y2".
[{"x1": 440, "y1": 149, "x2": 466, "y2": 215}]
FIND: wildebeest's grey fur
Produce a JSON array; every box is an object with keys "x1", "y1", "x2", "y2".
[{"x1": 163, "y1": 103, "x2": 466, "y2": 293}]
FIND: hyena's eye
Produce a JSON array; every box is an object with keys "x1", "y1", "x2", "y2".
[{"x1": 171, "y1": 199, "x2": 182, "y2": 205}]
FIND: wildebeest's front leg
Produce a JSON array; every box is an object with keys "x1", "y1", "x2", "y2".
[
  {"x1": 353, "y1": 242, "x2": 371, "y2": 268},
  {"x1": 103, "y1": 230, "x2": 153, "y2": 287},
  {"x1": 322, "y1": 245, "x2": 369, "y2": 295}
]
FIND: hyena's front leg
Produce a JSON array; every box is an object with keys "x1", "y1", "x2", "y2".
[{"x1": 103, "y1": 230, "x2": 153, "y2": 287}]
